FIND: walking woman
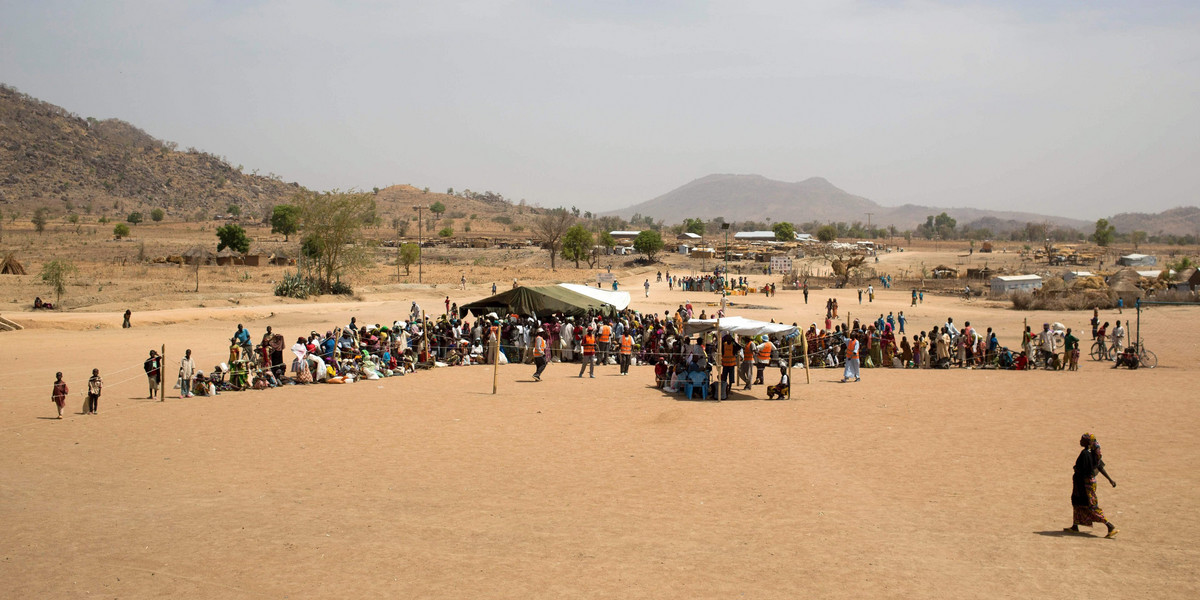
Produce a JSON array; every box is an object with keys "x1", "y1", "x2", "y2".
[{"x1": 1065, "y1": 433, "x2": 1118, "y2": 538}]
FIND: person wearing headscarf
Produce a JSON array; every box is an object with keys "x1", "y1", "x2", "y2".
[{"x1": 1065, "y1": 433, "x2": 1118, "y2": 538}]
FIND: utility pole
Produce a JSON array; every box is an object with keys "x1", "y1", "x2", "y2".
[
  {"x1": 412, "y1": 205, "x2": 427, "y2": 283},
  {"x1": 865, "y1": 212, "x2": 874, "y2": 233}
]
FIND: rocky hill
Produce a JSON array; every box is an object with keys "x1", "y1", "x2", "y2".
[
  {"x1": 1107, "y1": 206, "x2": 1200, "y2": 237},
  {"x1": 609, "y1": 173, "x2": 1094, "y2": 232},
  {"x1": 0, "y1": 83, "x2": 305, "y2": 222}
]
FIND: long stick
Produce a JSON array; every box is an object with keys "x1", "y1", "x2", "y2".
[
  {"x1": 786, "y1": 344, "x2": 793, "y2": 398},
  {"x1": 716, "y1": 316, "x2": 723, "y2": 400},
  {"x1": 160, "y1": 344, "x2": 166, "y2": 401},
  {"x1": 492, "y1": 332, "x2": 499, "y2": 395},
  {"x1": 801, "y1": 332, "x2": 811, "y2": 384},
  {"x1": 421, "y1": 311, "x2": 430, "y2": 368}
]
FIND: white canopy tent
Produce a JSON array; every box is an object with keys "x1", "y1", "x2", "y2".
[
  {"x1": 558, "y1": 283, "x2": 631, "y2": 311},
  {"x1": 683, "y1": 316, "x2": 798, "y2": 339}
]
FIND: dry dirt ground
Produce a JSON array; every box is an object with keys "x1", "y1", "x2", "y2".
[{"x1": 3, "y1": 272, "x2": 1200, "y2": 599}]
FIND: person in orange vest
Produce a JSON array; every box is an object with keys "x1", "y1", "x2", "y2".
[
  {"x1": 739, "y1": 336, "x2": 757, "y2": 390},
  {"x1": 754, "y1": 336, "x2": 775, "y2": 385},
  {"x1": 597, "y1": 320, "x2": 613, "y2": 363},
  {"x1": 578, "y1": 327, "x2": 597, "y2": 378},
  {"x1": 532, "y1": 328, "x2": 549, "y2": 381},
  {"x1": 719, "y1": 333, "x2": 740, "y2": 396},
  {"x1": 617, "y1": 331, "x2": 634, "y2": 375},
  {"x1": 842, "y1": 331, "x2": 861, "y2": 383}
]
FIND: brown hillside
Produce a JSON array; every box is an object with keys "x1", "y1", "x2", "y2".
[
  {"x1": 0, "y1": 84, "x2": 305, "y2": 222},
  {"x1": 371, "y1": 185, "x2": 548, "y2": 239}
]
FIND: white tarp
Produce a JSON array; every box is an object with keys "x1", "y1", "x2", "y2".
[
  {"x1": 558, "y1": 283, "x2": 631, "y2": 311},
  {"x1": 683, "y1": 316, "x2": 798, "y2": 339}
]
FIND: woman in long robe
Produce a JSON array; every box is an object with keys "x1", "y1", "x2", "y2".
[{"x1": 1065, "y1": 433, "x2": 1118, "y2": 538}]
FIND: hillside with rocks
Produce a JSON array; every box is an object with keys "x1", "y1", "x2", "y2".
[
  {"x1": 1107, "y1": 206, "x2": 1200, "y2": 237},
  {"x1": 0, "y1": 84, "x2": 305, "y2": 222}
]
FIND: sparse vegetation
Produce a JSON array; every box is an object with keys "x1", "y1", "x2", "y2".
[
  {"x1": 127, "y1": 211, "x2": 144, "y2": 225},
  {"x1": 113, "y1": 223, "x2": 131, "y2": 239},
  {"x1": 32, "y1": 207, "x2": 48, "y2": 233},
  {"x1": 39, "y1": 259, "x2": 77, "y2": 308},
  {"x1": 151, "y1": 208, "x2": 165, "y2": 222}
]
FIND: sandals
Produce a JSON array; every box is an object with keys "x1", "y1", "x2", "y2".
[{"x1": 1105, "y1": 528, "x2": 1119, "y2": 539}]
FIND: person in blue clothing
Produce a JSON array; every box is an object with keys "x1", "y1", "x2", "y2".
[
  {"x1": 886, "y1": 312, "x2": 895, "y2": 330},
  {"x1": 898, "y1": 311, "x2": 906, "y2": 334},
  {"x1": 232, "y1": 324, "x2": 252, "y2": 356}
]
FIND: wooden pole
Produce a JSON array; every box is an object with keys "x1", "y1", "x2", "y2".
[
  {"x1": 786, "y1": 343, "x2": 793, "y2": 399},
  {"x1": 716, "y1": 316, "x2": 723, "y2": 400},
  {"x1": 801, "y1": 332, "x2": 811, "y2": 384},
  {"x1": 160, "y1": 344, "x2": 166, "y2": 401},
  {"x1": 421, "y1": 311, "x2": 431, "y2": 367},
  {"x1": 492, "y1": 333, "x2": 499, "y2": 395}
]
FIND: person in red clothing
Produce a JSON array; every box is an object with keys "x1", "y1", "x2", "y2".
[{"x1": 51, "y1": 372, "x2": 68, "y2": 419}]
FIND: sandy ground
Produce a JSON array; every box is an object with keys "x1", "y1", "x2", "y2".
[{"x1": 3, "y1": 279, "x2": 1200, "y2": 599}]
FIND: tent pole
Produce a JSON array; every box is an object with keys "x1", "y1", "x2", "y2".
[
  {"x1": 422, "y1": 311, "x2": 431, "y2": 368},
  {"x1": 801, "y1": 332, "x2": 810, "y2": 385},
  {"x1": 160, "y1": 344, "x2": 166, "y2": 401},
  {"x1": 492, "y1": 333, "x2": 499, "y2": 395},
  {"x1": 716, "y1": 316, "x2": 723, "y2": 400},
  {"x1": 786, "y1": 344, "x2": 793, "y2": 398}
]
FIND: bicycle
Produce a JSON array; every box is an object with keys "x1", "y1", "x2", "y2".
[
  {"x1": 1089, "y1": 339, "x2": 1112, "y2": 362},
  {"x1": 1132, "y1": 342, "x2": 1158, "y2": 369}
]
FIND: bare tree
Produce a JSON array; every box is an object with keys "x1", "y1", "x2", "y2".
[
  {"x1": 534, "y1": 208, "x2": 575, "y2": 270},
  {"x1": 816, "y1": 244, "x2": 867, "y2": 288}
]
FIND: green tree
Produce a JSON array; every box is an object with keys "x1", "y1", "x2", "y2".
[
  {"x1": 438, "y1": 227, "x2": 453, "y2": 238},
  {"x1": 32, "y1": 207, "x2": 49, "y2": 233},
  {"x1": 1092, "y1": 218, "x2": 1116, "y2": 247},
  {"x1": 816, "y1": 224, "x2": 837, "y2": 242},
  {"x1": 430, "y1": 201, "x2": 446, "y2": 218},
  {"x1": 113, "y1": 223, "x2": 131, "y2": 239},
  {"x1": 1130, "y1": 230, "x2": 1147, "y2": 250},
  {"x1": 127, "y1": 211, "x2": 144, "y2": 225},
  {"x1": 227, "y1": 203, "x2": 241, "y2": 218},
  {"x1": 216, "y1": 224, "x2": 251, "y2": 253},
  {"x1": 398, "y1": 242, "x2": 420, "y2": 275},
  {"x1": 599, "y1": 231, "x2": 616, "y2": 250},
  {"x1": 534, "y1": 207, "x2": 575, "y2": 270},
  {"x1": 633, "y1": 230, "x2": 665, "y2": 261},
  {"x1": 150, "y1": 208, "x2": 165, "y2": 222},
  {"x1": 683, "y1": 217, "x2": 706, "y2": 236},
  {"x1": 270, "y1": 204, "x2": 300, "y2": 241},
  {"x1": 561, "y1": 224, "x2": 594, "y2": 268},
  {"x1": 773, "y1": 221, "x2": 796, "y2": 241},
  {"x1": 40, "y1": 259, "x2": 77, "y2": 309},
  {"x1": 296, "y1": 190, "x2": 376, "y2": 293}
]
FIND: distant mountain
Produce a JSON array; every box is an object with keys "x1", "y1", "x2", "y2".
[
  {"x1": 0, "y1": 83, "x2": 305, "y2": 221},
  {"x1": 609, "y1": 173, "x2": 1092, "y2": 231},
  {"x1": 1107, "y1": 206, "x2": 1200, "y2": 237}
]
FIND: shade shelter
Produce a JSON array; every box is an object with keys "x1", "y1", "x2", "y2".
[
  {"x1": 459, "y1": 286, "x2": 620, "y2": 319},
  {"x1": 0, "y1": 253, "x2": 27, "y2": 275},
  {"x1": 683, "y1": 316, "x2": 798, "y2": 339},
  {"x1": 559, "y1": 283, "x2": 631, "y2": 310}
]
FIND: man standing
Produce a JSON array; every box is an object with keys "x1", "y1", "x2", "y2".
[
  {"x1": 1064, "y1": 328, "x2": 1080, "y2": 371},
  {"x1": 803, "y1": 283, "x2": 809, "y2": 304},
  {"x1": 618, "y1": 330, "x2": 634, "y2": 375},
  {"x1": 858, "y1": 289, "x2": 863, "y2": 304},
  {"x1": 532, "y1": 329, "x2": 549, "y2": 381},
  {"x1": 597, "y1": 320, "x2": 613, "y2": 364},
  {"x1": 644, "y1": 279, "x2": 651, "y2": 298},
  {"x1": 180, "y1": 349, "x2": 196, "y2": 398},
  {"x1": 561, "y1": 318, "x2": 576, "y2": 363},
  {"x1": 86, "y1": 368, "x2": 102, "y2": 415},
  {"x1": 739, "y1": 336, "x2": 756, "y2": 390},
  {"x1": 754, "y1": 336, "x2": 775, "y2": 385},
  {"x1": 719, "y1": 334, "x2": 739, "y2": 396},
  {"x1": 1111, "y1": 320, "x2": 1126, "y2": 358},
  {"x1": 144, "y1": 350, "x2": 162, "y2": 400},
  {"x1": 868, "y1": 284, "x2": 875, "y2": 302},
  {"x1": 1037, "y1": 323, "x2": 1058, "y2": 368},
  {"x1": 578, "y1": 327, "x2": 597, "y2": 378},
  {"x1": 911, "y1": 289, "x2": 918, "y2": 306}
]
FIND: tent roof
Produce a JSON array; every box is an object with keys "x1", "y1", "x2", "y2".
[
  {"x1": 683, "y1": 316, "x2": 799, "y2": 339},
  {"x1": 182, "y1": 247, "x2": 214, "y2": 258},
  {"x1": 558, "y1": 283, "x2": 631, "y2": 310},
  {"x1": 216, "y1": 248, "x2": 242, "y2": 257},
  {"x1": 459, "y1": 286, "x2": 619, "y2": 318},
  {"x1": 0, "y1": 253, "x2": 27, "y2": 275}
]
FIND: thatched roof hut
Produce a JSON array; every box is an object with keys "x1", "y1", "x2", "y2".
[
  {"x1": 215, "y1": 248, "x2": 243, "y2": 266},
  {"x1": 269, "y1": 250, "x2": 293, "y2": 266},
  {"x1": 0, "y1": 253, "x2": 27, "y2": 275}
]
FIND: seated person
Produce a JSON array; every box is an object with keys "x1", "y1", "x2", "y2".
[
  {"x1": 766, "y1": 366, "x2": 790, "y2": 399},
  {"x1": 654, "y1": 358, "x2": 668, "y2": 389},
  {"x1": 997, "y1": 348, "x2": 1014, "y2": 370},
  {"x1": 1113, "y1": 346, "x2": 1139, "y2": 369},
  {"x1": 1013, "y1": 351, "x2": 1028, "y2": 371}
]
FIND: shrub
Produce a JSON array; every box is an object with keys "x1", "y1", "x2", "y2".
[
  {"x1": 1010, "y1": 290, "x2": 1116, "y2": 311},
  {"x1": 274, "y1": 271, "x2": 318, "y2": 299},
  {"x1": 329, "y1": 281, "x2": 354, "y2": 295},
  {"x1": 113, "y1": 223, "x2": 131, "y2": 238},
  {"x1": 438, "y1": 227, "x2": 453, "y2": 238}
]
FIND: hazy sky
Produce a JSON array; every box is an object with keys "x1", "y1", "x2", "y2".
[{"x1": 3, "y1": 1, "x2": 1198, "y2": 219}]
